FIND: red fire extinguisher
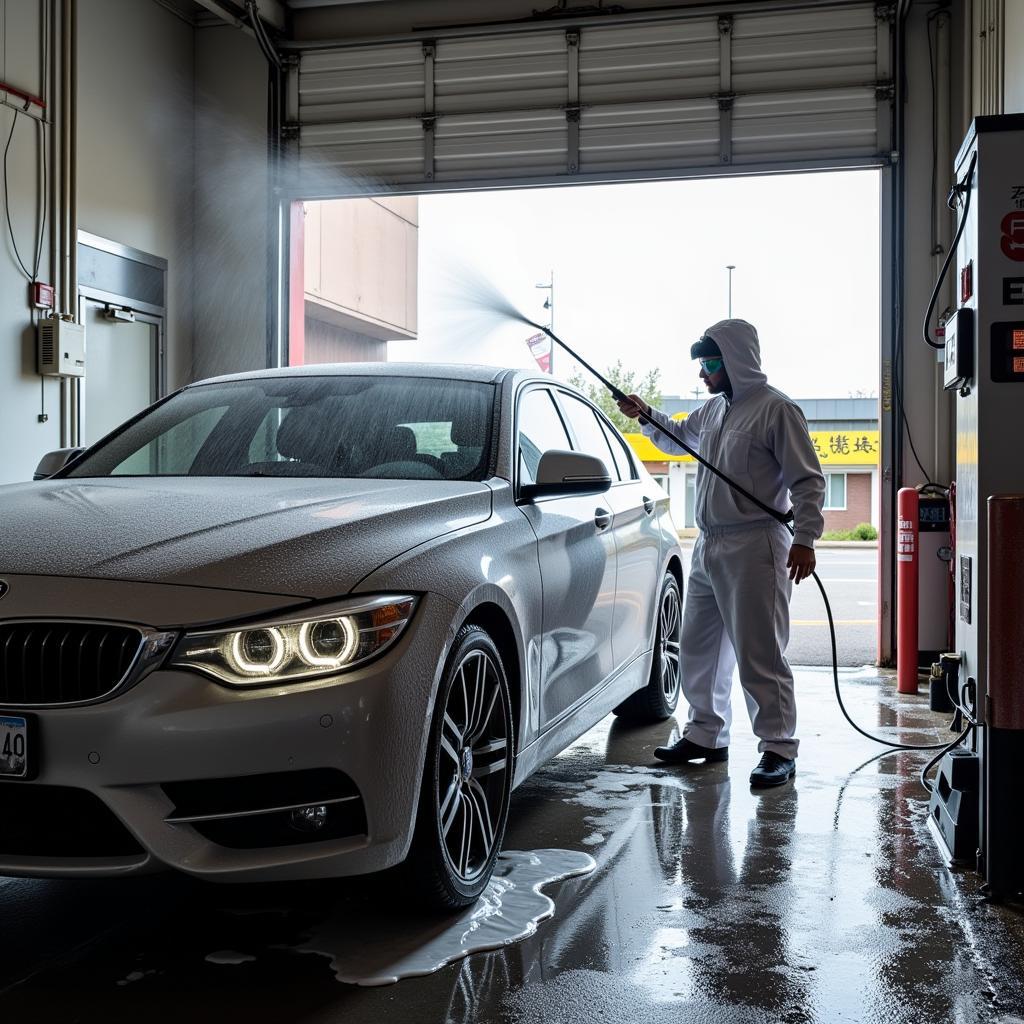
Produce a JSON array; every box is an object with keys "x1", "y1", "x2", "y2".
[{"x1": 897, "y1": 488, "x2": 919, "y2": 694}]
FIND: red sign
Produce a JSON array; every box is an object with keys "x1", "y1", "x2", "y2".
[
  {"x1": 1001, "y1": 211, "x2": 1024, "y2": 261},
  {"x1": 525, "y1": 332, "x2": 551, "y2": 373}
]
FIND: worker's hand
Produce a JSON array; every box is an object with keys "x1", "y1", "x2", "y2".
[
  {"x1": 616, "y1": 393, "x2": 651, "y2": 420},
  {"x1": 787, "y1": 543, "x2": 816, "y2": 585}
]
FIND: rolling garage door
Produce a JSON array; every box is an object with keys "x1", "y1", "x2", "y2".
[{"x1": 290, "y1": 2, "x2": 893, "y2": 191}]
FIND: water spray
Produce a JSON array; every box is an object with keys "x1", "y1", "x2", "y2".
[{"x1": 482, "y1": 288, "x2": 959, "y2": 762}]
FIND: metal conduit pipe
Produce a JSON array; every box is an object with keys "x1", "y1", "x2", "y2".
[{"x1": 933, "y1": 9, "x2": 951, "y2": 482}]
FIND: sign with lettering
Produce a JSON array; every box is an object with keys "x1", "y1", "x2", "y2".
[{"x1": 625, "y1": 422, "x2": 881, "y2": 466}]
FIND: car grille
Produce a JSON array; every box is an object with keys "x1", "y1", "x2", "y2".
[{"x1": 0, "y1": 622, "x2": 144, "y2": 705}]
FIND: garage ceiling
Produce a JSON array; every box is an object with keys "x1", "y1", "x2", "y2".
[{"x1": 285, "y1": 1, "x2": 892, "y2": 193}]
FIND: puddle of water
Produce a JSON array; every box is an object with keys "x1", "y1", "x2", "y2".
[
  {"x1": 205, "y1": 950, "x2": 257, "y2": 966},
  {"x1": 293, "y1": 848, "x2": 595, "y2": 986}
]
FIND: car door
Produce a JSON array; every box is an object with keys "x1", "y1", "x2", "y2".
[
  {"x1": 515, "y1": 385, "x2": 617, "y2": 728},
  {"x1": 554, "y1": 392, "x2": 664, "y2": 670}
]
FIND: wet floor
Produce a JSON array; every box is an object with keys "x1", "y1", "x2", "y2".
[{"x1": 3, "y1": 668, "x2": 1024, "y2": 1023}]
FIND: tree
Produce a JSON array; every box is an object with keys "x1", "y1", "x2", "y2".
[{"x1": 567, "y1": 360, "x2": 662, "y2": 433}]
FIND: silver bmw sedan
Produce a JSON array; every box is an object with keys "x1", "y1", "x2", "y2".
[{"x1": 0, "y1": 363, "x2": 683, "y2": 908}]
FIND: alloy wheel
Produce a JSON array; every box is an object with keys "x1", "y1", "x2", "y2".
[
  {"x1": 659, "y1": 581, "x2": 682, "y2": 705},
  {"x1": 436, "y1": 648, "x2": 510, "y2": 883}
]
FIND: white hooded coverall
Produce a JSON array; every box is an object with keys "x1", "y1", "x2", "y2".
[{"x1": 642, "y1": 320, "x2": 825, "y2": 759}]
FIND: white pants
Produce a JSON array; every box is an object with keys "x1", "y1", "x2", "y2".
[{"x1": 680, "y1": 521, "x2": 799, "y2": 760}]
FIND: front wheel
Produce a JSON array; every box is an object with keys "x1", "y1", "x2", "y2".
[
  {"x1": 613, "y1": 571, "x2": 682, "y2": 723},
  {"x1": 408, "y1": 625, "x2": 514, "y2": 911}
]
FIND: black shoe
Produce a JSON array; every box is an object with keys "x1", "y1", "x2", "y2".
[
  {"x1": 654, "y1": 737, "x2": 729, "y2": 764},
  {"x1": 749, "y1": 752, "x2": 796, "y2": 787}
]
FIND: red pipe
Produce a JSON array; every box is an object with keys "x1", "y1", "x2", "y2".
[
  {"x1": 897, "y1": 487, "x2": 919, "y2": 694},
  {"x1": 0, "y1": 81, "x2": 46, "y2": 110}
]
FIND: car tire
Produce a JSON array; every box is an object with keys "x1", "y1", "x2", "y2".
[
  {"x1": 407, "y1": 624, "x2": 514, "y2": 911},
  {"x1": 613, "y1": 571, "x2": 682, "y2": 723}
]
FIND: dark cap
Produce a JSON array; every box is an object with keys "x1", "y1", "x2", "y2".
[{"x1": 690, "y1": 334, "x2": 722, "y2": 360}]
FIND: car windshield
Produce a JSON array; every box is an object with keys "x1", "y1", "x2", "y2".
[{"x1": 65, "y1": 375, "x2": 496, "y2": 482}]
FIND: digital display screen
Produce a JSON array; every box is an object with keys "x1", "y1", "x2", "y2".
[
  {"x1": 992, "y1": 323, "x2": 1024, "y2": 383},
  {"x1": 920, "y1": 505, "x2": 948, "y2": 524}
]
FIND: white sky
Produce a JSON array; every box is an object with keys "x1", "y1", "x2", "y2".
[{"x1": 389, "y1": 169, "x2": 880, "y2": 400}]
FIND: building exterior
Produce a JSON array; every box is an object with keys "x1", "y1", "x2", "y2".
[
  {"x1": 294, "y1": 197, "x2": 418, "y2": 365},
  {"x1": 625, "y1": 397, "x2": 879, "y2": 536}
]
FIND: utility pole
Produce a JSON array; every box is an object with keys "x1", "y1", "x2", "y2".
[
  {"x1": 726, "y1": 264, "x2": 735, "y2": 318},
  {"x1": 536, "y1": 271, "x2": 554, "y2": 374}
]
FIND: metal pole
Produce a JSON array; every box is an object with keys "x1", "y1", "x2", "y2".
[
  {"x1": 536, "y1": 270, "x2": 554, "y2": 374},
  {"x1": 726, "y1": 264, "x2": 735, "y2": 317},
  {"x1": 549, "y1": 270, "x2": 554, "y2": 374}
]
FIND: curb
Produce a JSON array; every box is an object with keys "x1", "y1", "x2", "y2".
[{"x1": 677, "y1": 536, "x2": 877, "y2": 550}]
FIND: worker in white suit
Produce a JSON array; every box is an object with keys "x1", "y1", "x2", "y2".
[{"x1": 617, "y1": 320, "x2": 825, "y2": 787}]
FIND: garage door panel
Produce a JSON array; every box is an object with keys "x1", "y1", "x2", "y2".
[
  {"x1": 580, "y1": 99, "x2": 718, "y2": 171},
  {"x1": 299, "y1": 43, "x2": 424, "y2": 124},
  {"x1": 732, "y1": 108, "x2": 878, "y2": 159},
  {"x1": 732, "y1": 6, "x2": 880, "y2": 41},
  {"x1": 292, "y1": 2, "x2": 889, "y2": 189},
  {"x1": 299, "y1": 120, "x2": 423, "y2": 184},
  {"x1": 579, "y1": 40, "x2": 719, "y2": 86},
  {"x1": 435, "y1": 110, "x2": 567, "y2": 180}
]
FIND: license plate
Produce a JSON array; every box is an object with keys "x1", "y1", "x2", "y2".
[{"x1": 0, "y1": 716, "x2": 29, "y2": 779}]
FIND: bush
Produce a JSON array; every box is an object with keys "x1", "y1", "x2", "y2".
[{"x1": 821, "y1": 523, "x2": 878, "y2": 541}]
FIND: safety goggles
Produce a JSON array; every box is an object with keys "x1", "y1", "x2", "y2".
[{"x1": 699, "y1": 357, "x2": 724, "y2": 375}]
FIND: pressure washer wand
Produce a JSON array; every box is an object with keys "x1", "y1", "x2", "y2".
[
  {"x1": 531, "y1": 322, "x2": 794, "y2": 526},
  {"x1": 527, "y1": 319, "x2": 957, "y2": 757}
]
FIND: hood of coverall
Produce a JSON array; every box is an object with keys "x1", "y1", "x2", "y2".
[{"x1": 702, "y1": 319, "x2": 768, "y2": 401}]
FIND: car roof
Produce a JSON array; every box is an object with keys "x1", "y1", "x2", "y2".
[{"x1": 192, "y1": 362, "x2": 515, "y2": 387}]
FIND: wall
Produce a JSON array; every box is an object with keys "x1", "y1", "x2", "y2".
[
  {"x1": 192, "y1": 22, "x2": 270, "y2": 381},
  {"x1": 900, "y1": 2, "x2": 958, "y2": 494},
  {"x1": 304, "y1": 197, "x2": 418, "y2": 345},
  {"x1": 77, "y1": 0, "x2": 195, "y2": 392},
  {"x1": 1004, "y1": 0, "x2": 1024, "y2": 113},
  {"x1": 304, "y1": 319, "x2": 387, "y2": 363},
  {"x1": 0, "y1": 4, "x2": 52, "y2": 484},
  {"x1": 823, "y1": 472, "x2": 873, "y2": 533}
]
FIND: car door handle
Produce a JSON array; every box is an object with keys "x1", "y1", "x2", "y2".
[
  {"x1": 594, "y1": 509, "x2": 612, "y2": 531},
  {"x1": 642, "y1": 495, "x2": 656, "y2": 516}
]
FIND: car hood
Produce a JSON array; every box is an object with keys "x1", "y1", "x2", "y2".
[{"x1": 0, "y1": 477, "x2": 493, "y2": 599}]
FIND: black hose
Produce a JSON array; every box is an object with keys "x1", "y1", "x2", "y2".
[
  {"x1": 918, "y1": 724, "x2": 975, "y2": 793},
  {"x1": 534, "y1": 320, "x2": 961, "y2": 759},
  {"x1": 922, "y1": 151, "x2": 977, "y2": 350}
]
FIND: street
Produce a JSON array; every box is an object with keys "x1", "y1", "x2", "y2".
[{"x1": 681, "y1": 543, "x2": 877, "y2": 668}]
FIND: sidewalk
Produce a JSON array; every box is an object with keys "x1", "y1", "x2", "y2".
[{"x1": 677, "y1": 535, "x2": 877, "y2": 550}]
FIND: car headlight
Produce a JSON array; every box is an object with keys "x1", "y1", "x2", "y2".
[{"x1": 171, "y1": 595, "x2": 416, "y2": 687}]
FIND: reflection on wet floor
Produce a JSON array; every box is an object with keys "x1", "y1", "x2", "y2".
[{"x1": 2, "y1": 667, "x2": 1024, "y2": 1023}]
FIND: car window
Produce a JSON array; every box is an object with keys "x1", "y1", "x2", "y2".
[
  {"x1": 556, "y1": 393, "x2": 617, "y2": 480},
  {"x1": 67, "y1": 377, "x2": 496, "y2": 481},
  {"x1": 517, "y1": 388, "x2": 571, "y2": 485},
  {"x1": 598, "y1": 416, "x2": 636, "y2": 481},
  {"x1": 111, "y1": 405, "x2": 230, "y2": 475}
]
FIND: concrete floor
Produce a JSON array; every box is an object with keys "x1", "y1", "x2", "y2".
[{"x1": 3, "y1": 669, "x2": 1024, "y2": 1023}]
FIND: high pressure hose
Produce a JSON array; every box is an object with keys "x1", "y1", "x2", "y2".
[
  {"x1": 520, "y1": 318, "x2": 958, "y2": 757},
  {"x1": 922, "y1": 152, "x2": 976, "y2": 350}
]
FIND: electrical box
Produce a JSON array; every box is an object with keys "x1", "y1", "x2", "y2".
[
  {"x1": 943, "y1": 307, "x2": 974, "y2": 390},
  {"x1": 37, "y1": 319, "x2": 85, "y2": 378}
]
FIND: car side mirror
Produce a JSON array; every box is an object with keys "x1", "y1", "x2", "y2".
[
  {"x1": 519, "y1": 449, "x2": 612, "y2": 502},
  {"x1": 34, "y1": 447, "x2": 84, "y2": 480}
]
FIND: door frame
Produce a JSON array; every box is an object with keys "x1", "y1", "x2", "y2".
[
  {"x1": 75, "y1": 231, "x2": 168, "y2": 446},
  {"x1": 76, "y1": 294, "x2": 164, "y2": 447}
]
